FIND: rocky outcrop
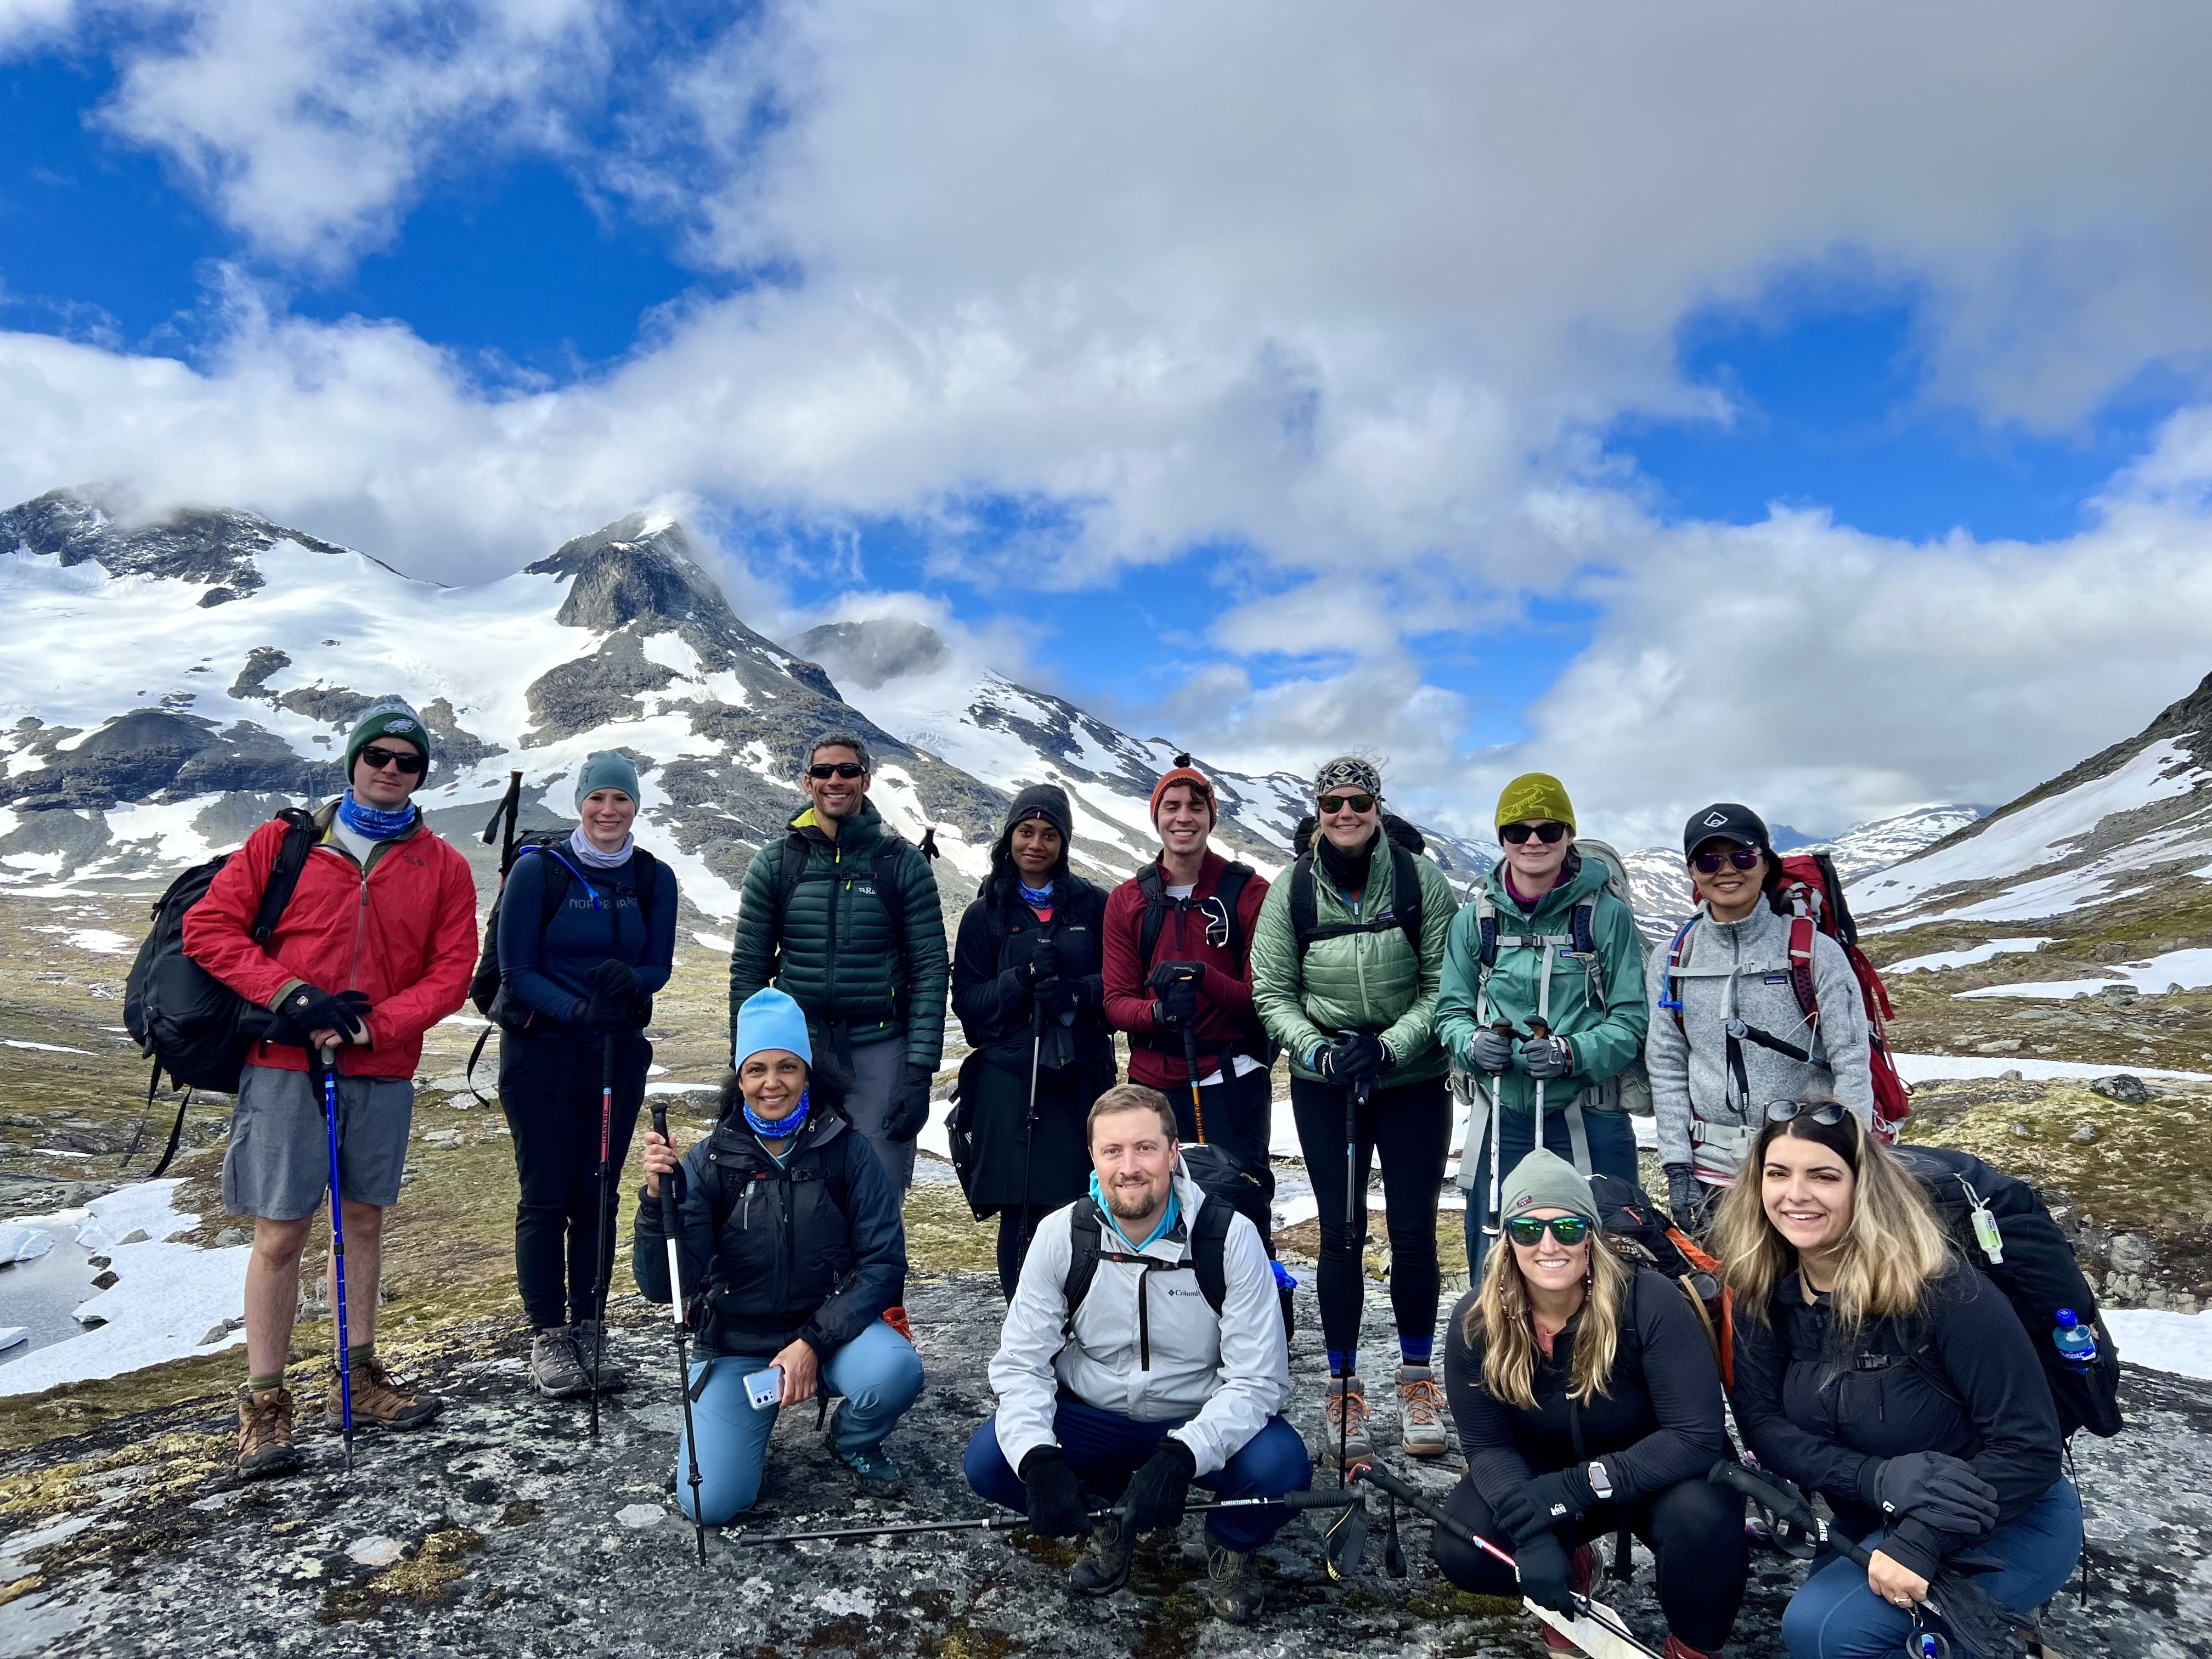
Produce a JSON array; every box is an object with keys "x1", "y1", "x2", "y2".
[
  {"x1": 0, "y1": 489, "x2": 356, "y2": 600},
  {"x1": 0, "y1": 711, "x2": 331, "y2": 811}
]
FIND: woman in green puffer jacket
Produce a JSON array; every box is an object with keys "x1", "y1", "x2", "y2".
[
  {"x1": 1434, "y1": 772, "x2": 1648, "y2": 1284},
  {"x1": 1250, "y1": 755, "x2": 1459, "y2": 1472}
]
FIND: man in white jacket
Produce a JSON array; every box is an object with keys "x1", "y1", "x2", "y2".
[{"x1": 963, "y1": 1084, "x2": 1311, "y2": 1623}]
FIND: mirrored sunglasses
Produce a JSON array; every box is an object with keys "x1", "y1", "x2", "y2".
[
  {"x1": 1766, "y1": 1098, "x2": 1849, "y2": 1126},
  {"x1": 1504, "y1": 1215, "x2": 1592, "y2": 1247},
  {"x1": 1500, "y1": 821, "x2": 1568, "y2": 845},
  {"x1": 1693, "y1": 846, "x2": 1762, "y2": 874}
]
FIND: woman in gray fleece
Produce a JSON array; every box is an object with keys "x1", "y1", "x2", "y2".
[{"x1": 1644, "y1": 802, "x2": 1870, "y2": 1234}]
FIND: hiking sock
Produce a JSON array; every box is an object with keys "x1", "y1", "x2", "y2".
[
  {"x1": 1399, "y1": 1336, "x2": 1433, "y2": 1367},
  {"x1": 346, "y1": 1342, "x2": 377, "y2": 1374},
  {"x1": 1327, "y1": 1349, "x2": 1356, "y2": 1379},
  {"x1": 247, "y1": 1372, "x2": 285, "y2": 1394}
]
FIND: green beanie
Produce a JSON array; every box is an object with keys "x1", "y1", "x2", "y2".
[
  {"x1": 1500, "y1": 1149, "x2": 1601, "y2": 1228},
  {"x1": 1495, "y1": 771, "x2": 1575, "y2": 831},
  {"x1": 343, "y1": 698, "x2": 432, "y2": 777},
  {"x1": 575, "y1": 750, "x2": 641, "y2": 810}
]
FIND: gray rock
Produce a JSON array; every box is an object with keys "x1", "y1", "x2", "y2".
[
  {"x1": 117, "y1": 1229, "x2": 150, "y2": 1246},
  {"x1": 2090, "y1": 1074, "x2": 2152, "y2": 1105},
  {"x1": 2072, "y1": 1122, "x2": 2101, "y2": 1143},
  {"x1": 213, "y1": 1228, "x2": 249, "y2": 1248},
  {"x1": 2110, "y1": 1233, "x2": 2157, "y2": 1275},
  {"x1": 2008, "y1": 1119, "x2": 2038, "y2": 1139}
]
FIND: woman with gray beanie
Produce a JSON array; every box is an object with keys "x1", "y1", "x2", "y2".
[
  {"x1": 495, "y1": 751, "x2": 680, "y2": 1399},
  {"x1": 950, "y1": 784, "x2": 1115, "y2": 1298}
]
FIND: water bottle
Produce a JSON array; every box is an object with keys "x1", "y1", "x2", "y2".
[{"x1": 2051, "y1": 1307, "x2": 2098, "y2": 1367}]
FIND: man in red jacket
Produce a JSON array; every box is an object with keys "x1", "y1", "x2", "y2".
[
  {"x1": 1101, "y1": 756, "x2": 1273, "y2": 1180},
  {"x1": 184, "y1": 698, "x2": 478, "y2": 1479}
]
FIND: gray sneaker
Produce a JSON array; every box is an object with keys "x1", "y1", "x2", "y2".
[
  {"x1": 572, "y1": 1320, "x2": 628, "y2": 1392},
  {"x1": 530, "y1": 1327, "x2": 589, "y2": 1398}
]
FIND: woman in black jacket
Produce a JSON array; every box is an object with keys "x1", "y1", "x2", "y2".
[
  {"x1": 950, "y1": 783, "x2": 1115, "y2": 1298},
  {"x1": 1718, "y1": 1092, "x2": 2079, "y2": 1659},
  {"x1": 634, "y1": 987, "x2": 921, "y2": 1520},
  {"x1": 1439, "y1": 1149, "x2": 1743, "y2": 1659}
]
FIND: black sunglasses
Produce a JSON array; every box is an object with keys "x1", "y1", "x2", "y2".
[
  {"x1": 1504, "y1": 1214, "x2": 1592, "y2": 1247},
  {"x1": 806, "y1": 761, "x2": 867, "y2": 780},
  {"x1": 1693, "y1": 846, "x2": 1762, "y2": 874},
  {"x1": 1318, "y1": 792, "x2": 1376, "y2": 815},
  {"x1": 1500, "y1": 821, "x2": 1569, "y2": 845},
  {"x1": 358, "y1": 744, "x2": 426, "y2": 776},
  {"x1": 1766, "y1": 1099, "x2": 1849, "y2": 1126}
]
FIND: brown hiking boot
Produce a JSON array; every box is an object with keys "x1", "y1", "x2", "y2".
[
  {"x1": 1323, "y1": 1375, "x2": 1374, "y2": 1475},
  {"x1": 328, "y1": 1357, "x2": 442, "y2": 1430},
  {"x1": 236, "y1": 1383, "x2": 301, "y2": 1479},
  {"x1": 1396, "y1": 1364, "x2": 1449, "y2": 1458}
]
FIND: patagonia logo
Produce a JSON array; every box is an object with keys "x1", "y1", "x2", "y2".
[{"x1": 1763, "y1": 972, "x2": 1790, "y2": 984}]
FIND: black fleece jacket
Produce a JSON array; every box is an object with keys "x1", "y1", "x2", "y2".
[
  {"x1": 950, "y1": 872, "x2": 1110, "y2": 1073},
  {"x1": 1729, "y1": 1261, "x2": 2063, "y2": 1581},
  {"x1": 1444, "y1": 1270, "x2": 1731, "y2": 1506}
]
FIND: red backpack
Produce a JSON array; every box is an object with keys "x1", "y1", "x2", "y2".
[{"x1": 1663, "y1": 851, "x2": 1911, "y2": 1140}]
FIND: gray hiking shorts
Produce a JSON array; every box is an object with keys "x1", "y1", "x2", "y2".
[{"x1": 223, "y1": 1063, "x2": 415, "y2": 1220}]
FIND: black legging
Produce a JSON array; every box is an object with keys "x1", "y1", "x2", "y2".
[
  {"x1": 1289, "y1": 1073, "x2": 1450, "y2": 1360},
  {"x1": 1435, "y1": 1470, "x2": 1748, "y2": 1654},
  {"x1": 500, "y1": 1026, "x2": 648, "y2": 1329}
]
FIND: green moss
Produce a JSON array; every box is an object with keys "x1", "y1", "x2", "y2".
[
  {"x1": 319, "y1": 1526, "x2": 484, "y2": 1622},
  {"x1": 905, "y1": 1183, "x2": 1003, "y2": 1278}
]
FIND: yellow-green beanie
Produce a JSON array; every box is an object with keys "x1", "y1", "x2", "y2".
[{"x1": 1494, "y1": 772, "x2": 1575, "y2": 831}]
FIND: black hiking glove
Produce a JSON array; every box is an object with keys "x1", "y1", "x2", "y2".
[
  {"x1": 578, "y1": 989, "x2": 633, "y2": 1029},
  {"x1": 1492, "y1": 1466, "x2": 1596, "y2": 1545},
  {"x1": 884, "y1": 1065, "x2": 935, "y2": 1142},
  {"x1": 1513, "y1": 1531, "x2": 1577, "y2": 1615},
  {"x1": 1037, "y1": 975, "x2": 1081, "y2": 1019},
  {"x1": 1019, "y1": 1446, "x2": 1088, "y2": 1538},
  {"x1": 1026, "y1": 937, "x2": 1063, "y2": 985},
  {"x1": 591, "y1": 958, "x2": 639, "y2": 1000},
  {"x1": 1123, "y1": 1436, "x2": 1197, "y2": 1532},
  {"x1": 1329, "y1": 1032, "x2": 1385, "y2": 1088},
  {"x1": 1470, "y1": 1026, "x2": 1516, "y2": 1076},
  {"x1": 273, "y1": 985, "x2": 370, "y2": 1046},
  {"x1": 1517, "y1": 1033, "x2": 1575, "y2": 1081},
  {"x1": 1858, "y1": 1452, "x2": 2000, "y2": 1536},
  {"x1": 1664, "y1": 1164, "x2": 1710, "y2": 1230},
  {"x1": 1148, "y1": 961, "x2": 1204, "y2": 1027}
]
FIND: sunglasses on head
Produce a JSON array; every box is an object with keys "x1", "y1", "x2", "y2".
[
  {"x1": 1692, "y1": 845, "x2": 1762, "y2": 874},
  {"x1": 1766, "y1": 1098, "x2": 1849, "y2": 1126},
  {"x1": 1504, "y1": 1214, "x2": 1592, "y2": 1248},
  {"x1": 806, "y1": 761, "x2": 867, "y2": 780},
  {"x1": 1500, "y1": 820, "x2": 1569, "y2": 845},
  {"x1": 1318, "y1": 792, "x2": 1376, "y2": 815},
  {"x1": 358, "y1": 744, "x2": 426, "y2": 776}
]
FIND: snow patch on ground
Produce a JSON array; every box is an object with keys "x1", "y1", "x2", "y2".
[
  {"x1": 2, "y1": 1037, "x2": 91, "y2": 1054},
  {"x1": 29, "y1": 926, "x2": 132, "y2": 955},
  {"x1": 1883, "y1": 937, "x2": 2053, "y2": 974},
  {"x1": 1893, "y1": 1053, "x2": 2212, "y2": 1085},
  {"x1": 1953, "y1": 946, "x2": 2212, "y2": 1001},
  {"x1": 2105, "y1": 1308, "x2": 2212, "y2": 1382}
]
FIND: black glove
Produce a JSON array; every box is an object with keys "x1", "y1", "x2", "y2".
[
  {"x1": 1664, "y1": 1164, "x2": 1710, "y2": 1229},
  {"x1": 1858, "y1": 1452, "x2": 2000, "y2": 1536},
  {"x1": 1122, "y1": 1436, "x2": 1197, "y2": 1532},
  {"x1": 1470, "y1": 1026, "x2": 1516, "y2": 1076},
  {"x1": 273, "y1": 985, "x2": 370, "y2": 1044},
  {"x1": 1330, "y1": 1031, "x2": 1385, "y2": 1087},
  {"x1": 884, "y1": 1065, "x2": 935, "y2": 1142},
  {"x1": 1517, "y1": 1033, "x2": 1576, "y2": 1081},
  {"x1": 1038, "y1": 975, "x2": 1081, "y2": 1018},
  {"x1": 578, "y1": 989, "x2": 633, "y2": 1030},
  {"x1": 1018, "y1": 1446, "x2": 1089, "y2": 1539},
  {"x1": 1491, "y1": 1466, "x2": 1596, "y2": 1546},
  {"x1": 1148, "y1": 961, "x2": 1204, "y2": 1027},
  {"x1": 1513, "y1": 1531, "x2": 1577, "y2": 1615},
  {"x1": 1026, "y1": 937, "x2": 1063, "y2": 985},
  {"x1": 591, "y1": 958, "x2": 639, "y2": 1000}
]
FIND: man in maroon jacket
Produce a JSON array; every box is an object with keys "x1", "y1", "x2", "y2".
[
  {"x1": 1101, "y1": 755, "x2": 1273, "y2": 1180},
  {"x1": 184, "y1": 699, "x2": 478, "y2": 1479}
]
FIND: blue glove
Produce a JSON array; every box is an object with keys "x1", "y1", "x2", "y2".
[{"x1": 1517, "y1": 1034, "x2": 1575, "y2": 1081}]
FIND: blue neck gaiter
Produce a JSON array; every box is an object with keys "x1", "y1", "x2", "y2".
[
  {"x1": 1017, "y1": 877, "x2": 1056, "y2": 909},
  {"x1": 744, "y1": 1087, "x2": 810, "y2": 1144},
  {"x1": 1088, "y1": 1171, "x2": 1180, "y2": 1252},
  {"x1": 335, "y1": 790, "x2": 418, "y2": 840}
]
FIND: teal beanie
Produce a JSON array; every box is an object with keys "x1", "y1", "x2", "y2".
[{"x1": 575, "y1": 750, "x2": 641, "y2": 811}]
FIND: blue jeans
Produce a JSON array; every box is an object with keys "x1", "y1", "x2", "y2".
[
  {"x1": 964, "y1": 1395, "x2": 1314, "y2": 1552},
  {"x1": 1782, "y1": 1480, "x2": 2083, "y2": 1659},
  {"x1": 675, "y1": 1321, "x2": 924, "y2": 1524},
  {"x1": 1462, "y1": 1101, "x2": 1640, "y2": 1280}
]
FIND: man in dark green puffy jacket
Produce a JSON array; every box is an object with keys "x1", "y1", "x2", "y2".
[{"x1": 729, "y1": 732, "x2": 949, "y2": 1194}]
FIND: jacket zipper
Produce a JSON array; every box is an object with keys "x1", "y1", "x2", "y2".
[{"x1": 826, "y1": 840, "x2": 842, "y2": 1015}]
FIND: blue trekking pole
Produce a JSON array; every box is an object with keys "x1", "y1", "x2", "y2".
[{"x1": 320, "y1": 1044, "x2": 354, "y2": 1472}]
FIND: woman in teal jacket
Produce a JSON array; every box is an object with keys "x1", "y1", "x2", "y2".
[
  {"x1": 1435, "y1": 773, "x2": 1647, "y2": 1281},
  {"x1": 1250, "y1": 756, "x2": 1459, "y2": 1472}
]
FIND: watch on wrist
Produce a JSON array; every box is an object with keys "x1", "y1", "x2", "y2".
[{"x1": 1587, "y1": 1460, "x2": 1613, "y2": 1501}]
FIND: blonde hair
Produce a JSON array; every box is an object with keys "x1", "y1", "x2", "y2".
[
  {"x1": 1462, "y1": 1223, "x2": 1633, "y2": 1409},
  {"x1": 1714, "y1": 1088, "x2": 1951, "y2": 1332}
]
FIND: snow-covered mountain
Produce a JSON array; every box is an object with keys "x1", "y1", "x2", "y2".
[
  {"x1": 1848, "y1": 672, "x2": 2212, "y2": 930},
  {"x1": 0, "y1": 490, "x2": 1486, "y2": 919},
  {"x1": 788, "y1": 615, "x2": 1497, "y2": 888}
]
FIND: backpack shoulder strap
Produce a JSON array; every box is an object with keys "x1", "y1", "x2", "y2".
[
  {"x1": 1062, "y1": 1203, "x2": 1107, "y2": 1334},
  {"x1": 1190, "y1": 1198, "x2": 1234, "y2": 1316},
  {"x1": 631, "y1": 847, "x2": 662, "y2": 929},
  {"x1": 1658, "y1": 916, "x2": 1698, "y2": 1030},
  {"x1": 873, "y1": 835, "x2": 911, "y2": 961},
  {"x1": 1213, "y1": 862, "x2": 1255, "y2": 963},
  {"x1": 1475, "y1": 888, "x2": 1499, "y2": 972},
  {"x1": 775, "y1": 834, "x2": 808, "y2": 917},
  {"x1": 1389, "y1": 844, "x2": 1424, "y2": 956},
  {"x1": 249, "y1": 809, "x2": 321, "y2": 944},
  {"x1": 1288, "y1": 854, "x2": 1318, "y2": 955},
  {"x1": 1569, "y1": 900, "x2": 1595, "y2": 957},
  {"x1": 1136, "y1": 862, "x2": 1169, "y2": 970},
  {"x1": 1786, "y1": 915, "x2": 1819, "y2": 1025}
]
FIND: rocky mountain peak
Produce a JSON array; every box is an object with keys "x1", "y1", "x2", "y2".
[
  {"x1": 791, "y1": 618, "x2": 952, "y2": 690},
  {"x1": 0, "y1": 487, "x2": 356, "y2": 605}
]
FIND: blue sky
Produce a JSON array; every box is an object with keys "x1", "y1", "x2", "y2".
[{"x1": 3, "y1": 4, "x2": 2210, "y2": 843}]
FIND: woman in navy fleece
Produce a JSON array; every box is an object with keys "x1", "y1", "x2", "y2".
[{"x1": 496, "y1": 751, "x2": 679, "y2": 1401}]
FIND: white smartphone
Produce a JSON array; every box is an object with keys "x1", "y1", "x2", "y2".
[{"x1": 742, "y1": 1365, "x2": 783, "y2": 1410}]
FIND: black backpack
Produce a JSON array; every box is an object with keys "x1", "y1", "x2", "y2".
[
  {"x1": 1062, "y1": 1194, "x2": 1237, "y2": 1334},
  {"x1": 1135, "y1": 858, "x2": 1257, "y2": 972},
  {"x1": 122, "y1": 808, "x2": 320, "y2": 1178},
  {"x1": 1285, "y1": 816, "x2": 1426, "y2": 966},
  {"x1": 1891, "y1": 1144, "x2": 2123, "y2": 1440}
]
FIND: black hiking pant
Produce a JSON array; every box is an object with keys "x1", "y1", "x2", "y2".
[
  {"x1": 500, "y1": 1026, "x2": 649, "y2": 1329},
  {"x1": 1289, "y1": 1073, "x2": 1450, "y2": 1362}
]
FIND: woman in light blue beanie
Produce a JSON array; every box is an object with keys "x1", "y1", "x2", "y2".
[
  {"x1": 495, "y1": 747, "x2": 679, "y2": 1405},
  {"x1": 633, "y1": 985, "x2": 922, "y2": 1516}
]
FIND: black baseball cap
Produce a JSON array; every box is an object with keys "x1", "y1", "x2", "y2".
[{"x1": 1683, "y1": 802, "x2": 1771, "y2": 859}]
